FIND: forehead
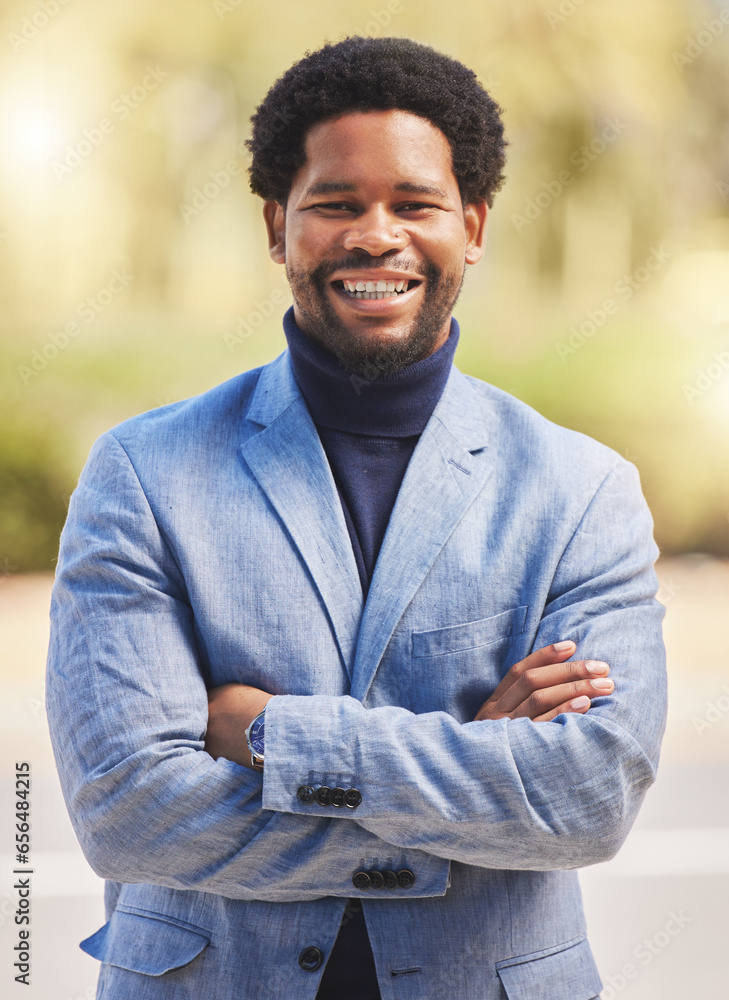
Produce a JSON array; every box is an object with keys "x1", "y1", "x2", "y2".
[{"x1": 294, "y1": 109, "x2": 458, "y2": 195}]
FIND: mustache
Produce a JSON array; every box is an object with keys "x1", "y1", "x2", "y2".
[{"x1": 314, "y1": 255, "x2": 432, "y2": 280}]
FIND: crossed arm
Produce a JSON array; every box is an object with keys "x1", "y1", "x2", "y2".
[
  {"x1": 205, "y1": 641, "x2": 616, "y2": 769},
  {"x1": 202, "y1": 462, "x2": 665, "y2": 872},
  {"x1": 46, "y1": 433, "x2": 666, "y2": 898}
]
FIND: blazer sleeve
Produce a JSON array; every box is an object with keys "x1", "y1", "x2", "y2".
[
  {"x1": 262, "y1": 459, "x2": 668, "y2": 871},
  {"x1": 46, "y1": 432, "x2": 450, "y2": 901}
]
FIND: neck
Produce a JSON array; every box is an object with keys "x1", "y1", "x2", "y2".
[{"x1": 282, "y1": 306, "x2": 460, "y2": 437}]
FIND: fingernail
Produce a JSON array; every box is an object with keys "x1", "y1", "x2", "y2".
[
  {"x1": 554, "y1": 641, "x2": 574, "y2": 652},
  {"x1": 590, "y1": 678, "x2": 613, "y2": 691},
  {"x1": 585, "y1": 661, "x2": 608, "y2": 674},
  {"x1": 570, "y1": 696, "x2": 590, "y2": 709}
]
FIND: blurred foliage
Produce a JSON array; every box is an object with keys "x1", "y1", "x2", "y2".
[
  {"x1": 1, "y1": 0, "x2": 728, "y2": 570},
  {"x1": 0, "y1": 416, "x2": 71, "y2": 571}
]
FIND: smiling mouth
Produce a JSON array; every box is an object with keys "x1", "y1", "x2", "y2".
[{"x1": 332, "y1": 278, "x2": 420, "y2": 300}]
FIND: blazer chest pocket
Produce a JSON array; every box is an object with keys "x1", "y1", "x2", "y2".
[
  {"x1": 81, "y1": 905, "x2": 210, "y2": 976},
  {"x1": 496, "y1": 935, "x2": 602, "y2": 999},
  {"x1": 412, "y1": 605, "x2": 528, "y2": 658}
]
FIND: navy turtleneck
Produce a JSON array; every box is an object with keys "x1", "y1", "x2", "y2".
[{"x1": 283, "y1": 306, "x2": 460, "y2": 597}]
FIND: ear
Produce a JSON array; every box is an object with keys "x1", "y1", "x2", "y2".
[
  {"x1": 263, "y1": 200, "x2": 286, "y2": 264},
  {"x1": 463, "y1": 200, "x2": 488, "y2": 265}
]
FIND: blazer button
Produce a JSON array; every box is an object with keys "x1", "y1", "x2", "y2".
[
  {"x1": 343, "y1": 788, "x2": 362, "y2": 809},
  {"x1": 352, "y1": 871, "x2": 371, "y2": 890},
  {"x1": 381, "y1": 869, "x2": 398, "y2": 889},
  {"x1": 296, "y1": 785, "x2": 315, "y2": 804},
  {"x1": 396, "y1": 869, "x2": 415, "y2": 888},
  {"x1": 329, "y1": 787, "x2": 345, "y2": 807},
  {"x1": 298, "y1": 946, "x2": 323, "y2": 971},
  {"x1": 368, "y1": 870, "x2": 384, "y2": 889},
  {"x1": 315, "y1": 786, "x2": 331, "y2": 806}
]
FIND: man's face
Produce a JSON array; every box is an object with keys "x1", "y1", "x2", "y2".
[{"x1": 264, "y1": 110, "x2": 487, "y2": 379}]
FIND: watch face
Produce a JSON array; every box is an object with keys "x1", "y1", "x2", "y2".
[{"x1": 248, "y1": 714, "x2": 265, "y2": 756}]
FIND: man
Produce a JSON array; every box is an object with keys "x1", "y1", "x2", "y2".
[{"x1": 46, "y1": 37, "x2": 666, "y2": 1000}]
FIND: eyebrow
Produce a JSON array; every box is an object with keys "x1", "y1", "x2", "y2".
[{"x1": 303, "y1": 180, "x2": 449, "y2": 198}]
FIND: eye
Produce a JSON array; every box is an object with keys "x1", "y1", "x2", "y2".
[
  {"x1": 397, "y1": 201, "x2": 438, "y2": 213},
  {"x1": 310, "y1": 201, "x2": 358, "y2": 213}
]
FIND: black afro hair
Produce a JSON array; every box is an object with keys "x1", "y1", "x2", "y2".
[{"x1": 246, "y1": 36, "x2": 507, "y2": 207}]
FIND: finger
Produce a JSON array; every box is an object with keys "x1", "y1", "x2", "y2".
[
  {"x1": 512, "y1": 676, "x2": 614, "y2": 720},
  {"x1": 500, "y1": 658, "x2": 610, "y2": 715},
  {"x1": 513, "y1": 640, "x2": 576, "y2": 674},
  {"x1": 533, "y1": 694, "x2": 592, "y2": 723},
  {"x1": 486, "y1": 640, "x2": 576, "y2": 705}
]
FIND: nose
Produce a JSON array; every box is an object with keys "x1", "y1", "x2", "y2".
[{"x1": 342, "y1": 207, "x2": 406, "y2": 256}]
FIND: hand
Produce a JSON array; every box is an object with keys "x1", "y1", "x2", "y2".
[
  {"x1": 205, "y1": 683, "x2": 273, "y2": 769},
  {"x1": 474, "y1": 641, "x2": 613, "y2": 723}
]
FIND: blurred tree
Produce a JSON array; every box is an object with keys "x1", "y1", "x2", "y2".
[
  {"x1": 0, "y1": 416, "x2": 71, "y2": 572},
  {"x1": 1, "y1": 0, "x2": 728, "y2": 568}
]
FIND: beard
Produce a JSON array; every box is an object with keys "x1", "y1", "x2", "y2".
[{"x1": 285, "y1": 253, "x2": 465, "y2": 380}]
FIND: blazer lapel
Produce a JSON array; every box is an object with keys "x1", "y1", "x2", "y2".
[
  {"x1": 239, "y1": 353, "x2": 363, "y2": 679},
  {"x1": 350, "y1": 367, "x2": 494, "y2": 701}
]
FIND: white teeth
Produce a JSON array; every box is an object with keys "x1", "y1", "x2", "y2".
[{"x1": 338, "y1": 278, "x2": 416, "y2": 298}]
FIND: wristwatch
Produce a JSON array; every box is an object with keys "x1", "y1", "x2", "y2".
[{"x1": 245, "y1": 710, "x2": 266, "y2": 771}]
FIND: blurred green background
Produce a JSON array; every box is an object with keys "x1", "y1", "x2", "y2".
[{"x1": 1, "y1": 0, "x2": 728, "y2": 571}]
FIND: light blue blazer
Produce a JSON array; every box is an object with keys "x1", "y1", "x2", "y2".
[{"x1": 46, "y1": 344, "x2": 667, "y2": 999}]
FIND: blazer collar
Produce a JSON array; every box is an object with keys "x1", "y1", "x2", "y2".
[
  {"x1": 239, "y1": 352, "x2": 364, "y2": 677},
  {"x1": 244, "y1": 347, "x2": 491, "y2": 448},
  {"x1": 244, "y1": 350, "x2": 302, "y2": 427}
]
